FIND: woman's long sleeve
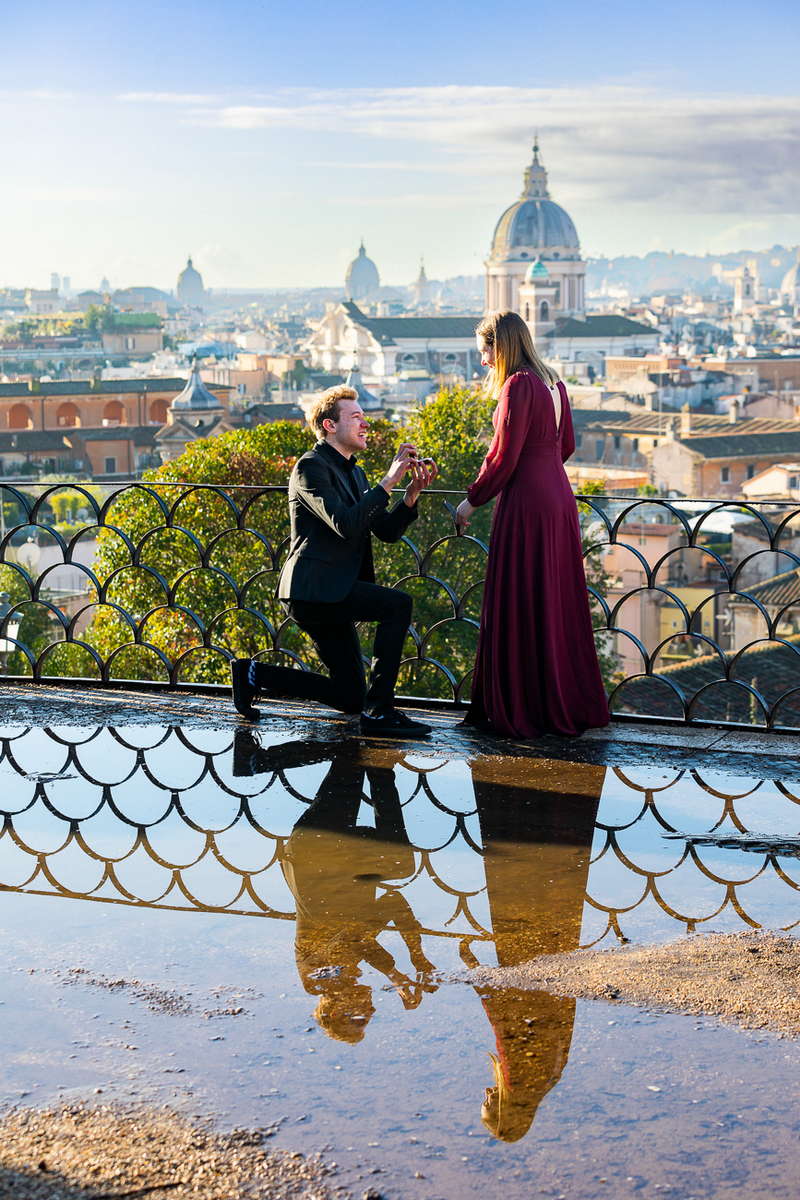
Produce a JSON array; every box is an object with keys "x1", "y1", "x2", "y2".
[{"x1": 466, "y1": 374, "x2": 532, "y2": 507}]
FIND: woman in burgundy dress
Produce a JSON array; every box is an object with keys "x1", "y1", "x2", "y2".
[{"x1": 455, "y1": 310, "x2": 609, "y2": 739}]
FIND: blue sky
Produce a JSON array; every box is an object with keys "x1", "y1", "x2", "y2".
[{"x1": 2, "y1": 0, "x2": 798, "y2": 290}]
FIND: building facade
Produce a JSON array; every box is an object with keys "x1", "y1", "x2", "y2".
[
  {"x1": 0, "y1": 376, "x2": 232, "y2": 477},
  {"x1": 305, "y1": 301, "x2": 481, "y2": 383}
]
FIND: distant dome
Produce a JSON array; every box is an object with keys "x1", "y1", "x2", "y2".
[
  {"x1": 177, "y1": 257, "x2": 205, "y2": 307},
  {"x1": 489, "y1": 141, "x2": 580, "y2": 262},
  {"x1": 171, "y1": 362, "x2": 222, "y2": 411},
  {"x1": 345, "y1": 242, "x2": 380, "y2": 301},
  {"x1": 525, "y1": 258, "x2": 550, "y2": 283}
]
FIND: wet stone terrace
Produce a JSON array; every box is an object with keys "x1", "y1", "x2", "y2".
[{"x1": 1, "y1": 686, "x2": 800, "y2": 1199}]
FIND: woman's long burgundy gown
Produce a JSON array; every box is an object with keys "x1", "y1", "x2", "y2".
[{"x1": 465, "y1": 371, "x2": 610, "y2": 739}]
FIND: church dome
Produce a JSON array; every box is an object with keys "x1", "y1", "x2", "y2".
[
  {"x1": 171, "y1": 362, "x2": 222, "y2": 411},
  {"x1": 489, "y1": 141, "x2": 580, "y2": 262},
  {"x1": 525, "y1": 258, "x2": 550, "y2": 283},
  {"x1": 177, "y1": 257, "x2": 205, "y2": 306},
  {"x1": 345, "y1": 242, "x2": 380, "y2": 301}
]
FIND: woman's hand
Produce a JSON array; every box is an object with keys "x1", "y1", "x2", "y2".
[{"x1": 455, "y1": 498, "x2": 475, "y2": 534}]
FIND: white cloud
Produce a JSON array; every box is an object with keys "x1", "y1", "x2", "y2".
[
  {"x1": 117, "y1": 91, "x2": 221, "y2": 104},
  {"x1": 177, "y1": 84, "x2": 800, "y2": 215}
]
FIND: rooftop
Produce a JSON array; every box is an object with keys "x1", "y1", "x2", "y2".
[
  {"x1": 0, "y1": 378, "x2": 190, "y2": 397},
  {"x1": 0, "y1": 424, "x2": 158, "y2": 451},
  {"x1": 343, "y1": 300, "x2": 480, "y2": 343},
  {"x1": 681, "y1": 431, "x2": 800, "y2": 459},
  {"x1": 572, "y1": 409, "x2": 800, "y2": 438},
  {"x1": 554, "y1": 314, "x2": 657, "y2": 338}
]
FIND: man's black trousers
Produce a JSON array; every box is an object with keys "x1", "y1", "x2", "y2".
[{"x1": 250, "y1": 581, "x2": 412, "y2": 715}]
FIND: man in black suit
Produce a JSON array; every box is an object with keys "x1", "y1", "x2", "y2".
[{"x1": 231, "y1": 384, "x2": 437, "y2": 737}]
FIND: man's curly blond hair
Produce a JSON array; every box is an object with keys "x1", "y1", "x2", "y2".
[{"x1": 308, "y1": 385, "x2": 358, "y2": 439}]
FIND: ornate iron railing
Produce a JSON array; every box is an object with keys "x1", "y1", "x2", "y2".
[
  {"x1": 1, "y1": 480, "x2": 800, "y2": 729},
  {"x1": 1, "y1": 725, "x2": 798, "y2": 943}
]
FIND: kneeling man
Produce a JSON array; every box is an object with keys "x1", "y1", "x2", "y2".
[{"x1": 231, "y1": 385, "x2": 437, "y2": 738}]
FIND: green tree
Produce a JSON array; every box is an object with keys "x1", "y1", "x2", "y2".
[
  {"x1": 83, "y1": 304, "x2": 114, "y2": 334},
  {"x1": 574, "y1": 479, "x2": 618, "y2": 687}
]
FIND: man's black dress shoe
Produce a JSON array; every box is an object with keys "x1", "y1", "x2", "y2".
[
  {"x1": 232, "y1": 727, "x2": 262, "y2": 775},
  {"x1": 231, "y1": 658, "x2": 260, "y2": 721},
  {"x1": 359, "y1": 708, "x2": 431, "y2": 739}
]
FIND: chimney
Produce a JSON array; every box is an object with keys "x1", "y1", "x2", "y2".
[
  {"x1": 680, "y1": 404, "x2": 691, "y2": 438},
  {"x1": 729, "y1": 397, "x2": 739, "y2": 424}
]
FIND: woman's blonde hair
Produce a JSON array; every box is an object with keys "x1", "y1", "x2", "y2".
[{"x1": 476, "y1": 310, "x2": 558, "y2": 392}]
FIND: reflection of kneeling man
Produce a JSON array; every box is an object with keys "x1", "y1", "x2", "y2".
[
  {"x1": 231, "y1": 385, "x2": 437, "y2": 737},
  {"x1": 232, "y1": 732, "x2": 437, "y2": 1043},
  {"x1": 283, "y1": 750, "x2": 436, "y2": 1043}
]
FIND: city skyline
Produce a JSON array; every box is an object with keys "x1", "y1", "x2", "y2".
[{"x1": 2, "y1": 0, "x2": 798, "y2": 289}]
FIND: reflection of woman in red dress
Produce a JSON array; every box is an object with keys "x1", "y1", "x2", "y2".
[
  {"x1": 470, "y1": 757, "x2": 605, "y2": 1142},
  {"x1": 456, "y1": 311, "x2": 609, "y2": 739}
]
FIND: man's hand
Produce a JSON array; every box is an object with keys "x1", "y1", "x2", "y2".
[
  {"x1": 455, "y1": 498, "x2": 475, "y2": 533},
  {"x1": 380, "y1": 442, "x2": 419, "y2": 494},
  {"x1": 403, "y1": 457, "x2": 438, "y2": 507}
]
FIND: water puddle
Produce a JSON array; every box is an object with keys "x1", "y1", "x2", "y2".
[{"x1": 1, "y1": 723, "x2": 799, "y2": 1198}]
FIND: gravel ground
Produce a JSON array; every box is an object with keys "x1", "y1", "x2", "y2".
[
  {"x1": 0, "y1": 1103, "x2": 351, "y2": 1200},
  {"x1": 471, "y1": 930, "x2": 800, "y2": 1037}
]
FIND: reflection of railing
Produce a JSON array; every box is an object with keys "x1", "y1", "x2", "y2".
[
  {"x1": 1, "y1": 726, "x2": 799, "y2": 945},
  {"x1": 2, "y1": 481, "x2": 800, "y2": 728}
]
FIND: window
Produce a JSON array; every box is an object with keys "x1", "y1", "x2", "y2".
[
  {"x1": 56, "y1": 402, "x2": 81, "y2": 427},
  {"x1": 102, "y1": 400, "x2": 125, "y2": 425},
  {"x1": 746, "y1": 464, "x2": 755, "y2": 479},
  {"x1": 632, "y1": 438, "x2": 639, "y2": 451},
  {"x1": 8, "y1": 403, "x2": 33, "y2": 430},
  {"x1": 790, "y1": 476, "x2": 798, "y2": 489},
  {"x1": 149, "y1": 398, "x2": 169, "y2": 424},
  {"x1": 721, "y1": 466, "x2": 730, "y2": 483},
  {"x1": 595, "y1": 438, "x2": 605, "y2": 459},
  {"x1": 613, "y1": 435, "x2": 621, "y2": 450},
  {"x1": 575, "y1": 433, "x2": 582, "y2": 448},
  {"x1": 104, "y1": 456, "x2": 117, "y2": 474},
  {"x1": 540, "y1": 301, "x2": 549, "y2": 321}
]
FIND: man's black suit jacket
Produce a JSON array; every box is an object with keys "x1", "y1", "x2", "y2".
[{"x1": 277, "y1": 439, "x2": 418, "y2": 604}]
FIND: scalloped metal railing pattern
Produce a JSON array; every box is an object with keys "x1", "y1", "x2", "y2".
[
  {"x1": 1, "y1": 726, "x2": 798, "y2": 943},
  {"x1": 1, "y1": 481, "x2": 800, "y2": 728}
]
